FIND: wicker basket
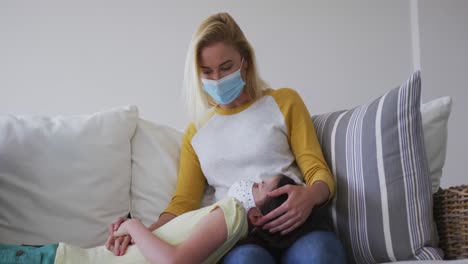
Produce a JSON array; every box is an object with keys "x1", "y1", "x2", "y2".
[{"x1": 433, "y1": 185, "x2": 468, "y2": 259}]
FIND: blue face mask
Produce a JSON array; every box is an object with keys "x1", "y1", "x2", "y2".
[{"x1": 201, "y1": 59, "x2": 245, "y2": 105}]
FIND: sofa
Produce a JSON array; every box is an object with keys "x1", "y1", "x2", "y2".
[{"x1": 1, "y1": 71, "x2": 467, "y2": 263}]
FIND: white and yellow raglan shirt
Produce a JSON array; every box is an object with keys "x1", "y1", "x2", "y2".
[{"x1": 165, "y1": 88, "x2": 335, "y2": 217}]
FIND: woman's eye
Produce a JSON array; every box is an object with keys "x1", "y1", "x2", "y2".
[{"x1": 221, "y1": 67, "x2": 232, "y2": 71}]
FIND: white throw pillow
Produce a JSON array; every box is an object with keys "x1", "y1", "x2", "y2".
[
  {"x1": 421, "y1": 96, "x2": 452, "y2": 193},
  {"x1": 130, "y1": 119, "x2": 183, "y2": 226},
  {"x1": 0, "y1": 105, "x2": 138, "y2": 247}
]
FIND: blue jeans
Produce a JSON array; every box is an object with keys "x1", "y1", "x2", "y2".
[{"x1": 223, "y1": 231, "x2": 346, "y2": 264}]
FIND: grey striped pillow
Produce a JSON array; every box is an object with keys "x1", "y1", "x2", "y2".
[{"x1": 312, "y1": 71, "x2": 443, "y2": 263}]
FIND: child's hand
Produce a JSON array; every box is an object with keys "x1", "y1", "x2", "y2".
[
  {"x1": 113, "y1": 218, "x2": 142, "y2": 238},
  {"x1": 113, "y1": 220, "x2": 131, "y2": 237}
]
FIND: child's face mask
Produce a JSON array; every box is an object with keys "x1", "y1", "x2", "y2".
[{"x1": 228, "y1": 180, "x2": 256, "y2": 211}]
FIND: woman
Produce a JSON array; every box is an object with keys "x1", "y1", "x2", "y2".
[{"x1": 108, "y1": 12, "x2": 346, "y2": 263}]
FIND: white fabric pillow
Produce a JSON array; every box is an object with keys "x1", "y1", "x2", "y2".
[
  {"x1": 130, "y1": 119, "x2": 183, "y2": 226},
  {"x1": 421, "y1": 96, "x2": 452, "y2": 193},
  {"x1": 0, "y1": 106, "x2": 138, "y2": 247}
]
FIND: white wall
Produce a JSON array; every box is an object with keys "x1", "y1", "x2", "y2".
[
  {"x1": 417, "y1": 0, "x2": 468, "y2": 188},
  {"x1": 0, "y1": 1, "x2": 465, "y2": 187}
]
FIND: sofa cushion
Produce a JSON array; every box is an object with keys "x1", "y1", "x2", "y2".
[
  {"x1": 0, "y1": 105, "x2": 138, "y2": 247},
  {"x1": 312, "y1": 71, "x2": 443, "y2": 263},
  {"x1": 421, "y1": 97, "x2": 452, "y2": 193},
  {"x1": 130, "y1": 119, "x2": 183, "y2": 226}
]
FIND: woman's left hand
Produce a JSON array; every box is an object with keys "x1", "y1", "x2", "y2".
[{"x1": 257, "y1": 181, "x2": 329, "y2": 235}]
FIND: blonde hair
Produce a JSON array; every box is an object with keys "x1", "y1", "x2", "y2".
[{"x1": 183, "y1": 12, "x2": 269, "y2": 126}]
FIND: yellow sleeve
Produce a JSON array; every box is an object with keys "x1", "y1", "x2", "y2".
[
  {"x1": 163, "y1": 123, "x2": 206, "y2": 216},
  {"x1": 270, "y1": 88, "x2": 335, "y2": 200}
]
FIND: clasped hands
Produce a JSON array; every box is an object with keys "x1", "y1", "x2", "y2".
[{"x1": 105, "y1": 217, "x2": 138, "y2": 256}]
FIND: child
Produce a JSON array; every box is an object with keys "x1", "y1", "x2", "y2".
[
  {"x1": 0, "y1": 175, "x2": 328, "y2": 264},
  {"x1": 55, "y1": 175, "x2": 310, "y2": 264}
]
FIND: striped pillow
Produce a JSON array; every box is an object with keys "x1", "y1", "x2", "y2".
[{"x1": 312, "y1": 71, "x2": 443, "y2": 263}]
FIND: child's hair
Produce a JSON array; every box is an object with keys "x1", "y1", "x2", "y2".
[
  {"x1": 241, "y1": 175, "x2": 333, "y2": 254},
  {"x1": 258, "y1": 176, "x2": 296, "y2": 216},
  {"x1": 245, "y1": 176, "x2": 302, "y2": 249}
]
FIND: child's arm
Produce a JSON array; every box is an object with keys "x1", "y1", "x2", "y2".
[{"x1": 114, "y1": 208, "x2": 228, "y2": 264}]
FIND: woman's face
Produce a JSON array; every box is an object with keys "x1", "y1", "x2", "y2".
[
  {"x1": 252, "y1": 176, "x2": 281, "y2": 208},
  {"x1": 199, "y1": 42, "x2": 245, "y2": 81}
]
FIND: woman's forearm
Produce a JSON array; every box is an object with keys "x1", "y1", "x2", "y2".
[
  {"x1": 126, "y1": 219, "x2": 176, "y2": 263},
  {"x1": 147, "y1": 212, "x2": 176, "y2": 232},
  {"x1": 307, "y1": 180, "x2": 330, "y2": 206}
]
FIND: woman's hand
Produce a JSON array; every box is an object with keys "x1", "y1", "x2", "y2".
[
  {"x1": 257, "y1": 181, "x2": 330, "y2": 235},
  {"x1": 105, "y1": 217, "x2": 134, "y2": 256}
]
